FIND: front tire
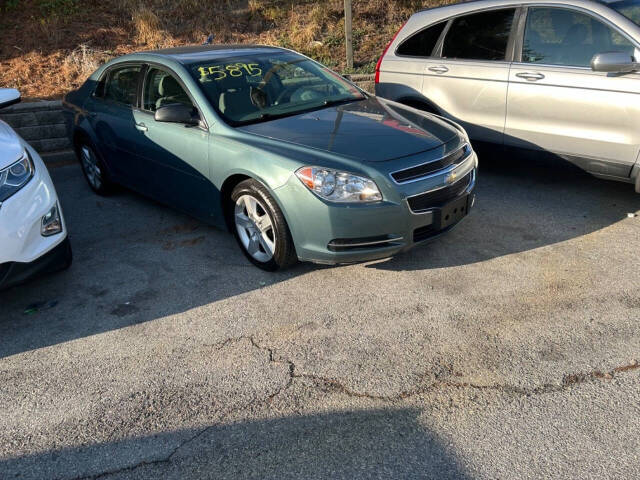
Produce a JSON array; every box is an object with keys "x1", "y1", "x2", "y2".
[{"x1": 230, "y1": 179, "x2": 297, "y2": 271}]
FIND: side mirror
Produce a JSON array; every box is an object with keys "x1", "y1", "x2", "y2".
[
  {"x1": 155, "y1": 103, "x2": 200, "y2": 126},
  {"x1": 0, "y1": 88, "x2": 21, "y2": 109},
  {"x1": 591, "y1": 52, "x2": 639, "y2": 73}
]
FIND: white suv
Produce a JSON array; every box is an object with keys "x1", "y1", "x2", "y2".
[
  {"x1": 375, "y1": 0, "x2": 640, "y2": 192},
  {"x1": 0, "y1": 89, "x2": 71, "y2": 290}
]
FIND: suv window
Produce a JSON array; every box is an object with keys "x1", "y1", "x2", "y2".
[
  {"x1": 102, "y1": 65, "x2": 141, "y2": 106},
  {"x1": 396, "y1": 21, "x2": 447, "y2": 57},
  {"x1": 523, "y1": 7, "x2": 636, "y2": 67},
  {"x1": 442, "y1": 9, "x2": 517, "y2": 61},
  {"x1": 143, "y1": 68, "x2": 193, "y2": 112}
]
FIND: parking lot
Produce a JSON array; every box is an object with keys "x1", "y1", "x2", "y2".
[{"x1": 1, "y1": 157, "x2": 639, "y2": 479}]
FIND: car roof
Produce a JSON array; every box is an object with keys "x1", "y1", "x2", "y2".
[
  {"x1": 139, "y1": 44, "x2": 288, "y2": 64},
  {"x1": 416, "y1": 0, "x2": 617, "y2": 14},
  {"x1": 405, "y1": 0, "x2": 640, "y2": 37},
  {"x1": 420, "y1": 0, "x2": 606, "y2": 12}
]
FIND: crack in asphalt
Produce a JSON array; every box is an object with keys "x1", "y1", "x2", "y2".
[
  {"x1": 72, "y1": 337, "x2": 295, "y2": 480},
  {"x1": 71, "y1": 337, "x2": 639, "y2": 480}
]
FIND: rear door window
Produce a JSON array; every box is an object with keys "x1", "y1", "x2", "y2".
[
  {"x1": 522, "y1": 7, "x2": 636, "y2": 67},
  {"x1": 442, "y1": 9, "x2": 517, "y2": 61},
  {"x1": 396, "y1": 21, "x2": 447, "y2": 57},
  {"x1": 102, "y1": 65, "x2": 142, "y2": 106}
]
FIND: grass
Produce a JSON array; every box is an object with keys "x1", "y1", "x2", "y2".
[{"x1": 0, "y1": 0, "x2": 453, "y2": 99}]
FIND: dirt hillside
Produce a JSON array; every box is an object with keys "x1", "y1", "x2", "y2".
[{"x1": 0, "y1": 0, "x2": 452, "y2": 100}]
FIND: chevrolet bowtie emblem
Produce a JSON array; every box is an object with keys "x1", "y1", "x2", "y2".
[{"x1": 446, "y1": 171, "x2": 458, "y2": 185}]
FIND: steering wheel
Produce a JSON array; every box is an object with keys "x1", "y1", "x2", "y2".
[
  {"x1": 291, "y1": 87, "x2": 324, "y2": 103},
  {"x1": 274, "y1": 85, "x2": 299, "y2": 105}
]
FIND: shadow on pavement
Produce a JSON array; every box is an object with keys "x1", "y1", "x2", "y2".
[
  {"x1": 0, "y1": 407, "x2": 471, "y2": 480},
  {"x1": 370, "y1": 153, "x2": 639, "y2": 272},
  {"x1": 0, "y1": 156, "x2": 638, "y2": 359}
]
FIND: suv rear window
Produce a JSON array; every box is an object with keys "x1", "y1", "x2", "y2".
[
  {"x1": 396, "y1": 21, "x2": 447, "y2": 57},
  {"x1": 442, "y1": 9, "x2": 517, "y2": 61}
]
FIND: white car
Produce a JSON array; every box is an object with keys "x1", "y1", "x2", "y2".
[{"x1": 0, "y1": 89, "x2": 71, "y2": 290}]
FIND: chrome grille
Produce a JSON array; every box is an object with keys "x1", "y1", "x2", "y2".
[{"x1": 391, "y1": 144, "x2": 470, "y2": 184}]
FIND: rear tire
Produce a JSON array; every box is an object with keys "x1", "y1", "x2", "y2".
[
  {"x1": 230, "y1": 179, "x2": 297, "y2": 271},
  {"x1": 76, "y1": 141, "x2": 114, "y2": 195}
]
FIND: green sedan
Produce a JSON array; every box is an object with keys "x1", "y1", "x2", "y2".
[{"x1": 63, "y1": 45, "x2": 477, "y2": 270}]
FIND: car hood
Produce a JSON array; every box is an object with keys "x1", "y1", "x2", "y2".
[
  {"x1": 0, "y1": 120, "x2": 25, "y2": 170},
  {"x1": 238, "y1": 96, "x2": 460, "y2": 162}
]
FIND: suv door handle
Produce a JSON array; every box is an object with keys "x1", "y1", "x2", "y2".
[
  {"x1": 516, "y1": 72, "x2": 545, "y2": 81},
  {"x1": 428, "y1": 66, "x2": 449, "y2": 74},
  {"x1": 135, "y1": 122, "x2": 148, "y2": 132}
]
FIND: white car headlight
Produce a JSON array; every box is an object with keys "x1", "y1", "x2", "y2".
[
  {"x1": 296, "y1": 167, "x2": 382, "y2": 203},
  {"x1": 0, "y1": 149, "x2": 34, "y2": 203}
]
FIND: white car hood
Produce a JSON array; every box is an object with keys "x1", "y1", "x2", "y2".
[{"x1": 0, "y1": 119, "x2": 25, "y2": 170}]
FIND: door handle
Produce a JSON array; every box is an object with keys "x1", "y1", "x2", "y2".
[
  {"x1": 428, "y1": 66, "x2": 449, "y2": 74},
  {"x1": 516, "y1": 72, "x2": 545, "y2": 81},
  {"x1": 135, "y1": 122, "x2": 148, "y2": 132}
]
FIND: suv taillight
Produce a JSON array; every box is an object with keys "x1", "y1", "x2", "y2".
[{"x1": 375, "y1": 22, "x2": 406, "y2": 84}]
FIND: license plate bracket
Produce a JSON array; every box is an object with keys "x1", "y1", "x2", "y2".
[{"x1": 438, "y1": 194, "x2": 470, "y2": 230}]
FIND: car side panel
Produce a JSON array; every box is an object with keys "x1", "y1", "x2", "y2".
[
  {"x1": 505, "y1": 65, "x2": 640, "y2": 178},
  {"x1": 84, "y1": 96, "x2": 145, "y2": 188},
  {"x1": 375, "y1": 56, "x2": 426, "y2": 105},
  {"x1": 130, "y1": 109, "x2": 215, "y2": 222},
  {"x1": 420, "y1": 60, "x2": 510, "y2": 143}
]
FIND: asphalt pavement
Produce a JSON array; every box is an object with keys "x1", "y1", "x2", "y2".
[{"x1": 1, "y1": 157, "x2": 639, "y2": 479}]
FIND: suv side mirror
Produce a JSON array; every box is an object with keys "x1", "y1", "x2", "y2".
[
  {"x1": 591, "y1": 52, "x2": 639, "y2": 73},
  {"x1": 155, "y1": 103, "x2": 200, "y2": 125},
  {"x1": 0, "y1": 88, "x2": 21, "y2": 109}
]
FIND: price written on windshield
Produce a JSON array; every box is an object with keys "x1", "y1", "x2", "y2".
[{"x1": 198, "y1": 63, "x2": 263, "y2": 81}]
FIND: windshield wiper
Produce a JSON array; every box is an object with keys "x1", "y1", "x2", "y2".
[
  {"x1": 322, "y1": 96, "x2": 365, "y2": 108},
  {"x1": 237, "y1": 96, "x2": 366, "y2": 126}
]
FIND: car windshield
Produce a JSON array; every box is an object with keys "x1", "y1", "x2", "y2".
[
  {"x1": 599, "y1": 0, "x2": 640, "y2": 26},
  {"x1": 187, "y1": 51, "x2": 365, "y2": 126}
]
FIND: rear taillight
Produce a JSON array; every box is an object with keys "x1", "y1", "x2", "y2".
[{"x1": 375, "y1": 22, "x2": 406, "y2": 84}]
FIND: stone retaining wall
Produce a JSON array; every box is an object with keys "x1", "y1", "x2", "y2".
[
  {"x1": 0, "y1": 74, "x2": 376, "y2": 166},
  {"x1": 0, "y1": 100, "x2": 72, "y2": 164}
]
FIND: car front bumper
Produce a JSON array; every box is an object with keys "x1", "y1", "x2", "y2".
[
  {"x1": 0, "y1": 237, "x2": 71, "y2": 291},
  {"x1": 276, "y1": 153, "x2": 478, "y2": 265},
  {"x1": 0, "y1": 145, "x2": 69, "y2": 289}
]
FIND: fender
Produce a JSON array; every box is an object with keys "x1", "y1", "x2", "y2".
[{"x1": 395, "y1": 95, "x2": 442, "y2": 115}]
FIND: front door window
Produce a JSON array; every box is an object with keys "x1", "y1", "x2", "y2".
[
  {"x1": 143, "y1": 68, "x2": 194, "y2": 112},
  {"x1": 522, "y1": 7, "x2": 636, "y2": 67}
]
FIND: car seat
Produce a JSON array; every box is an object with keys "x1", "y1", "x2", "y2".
[
  {"x1": 156, "y1": 75, "x2": 191, "y2": 110},
  {"x1": 218, "y1": 75, "x2": 259, "y2": 121}
]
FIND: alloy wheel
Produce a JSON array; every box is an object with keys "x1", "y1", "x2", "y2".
[
  {"x1": 80, "y1": 145, "x2": 102, "y2": 190},
  {"x1": 234, "y1": 194, "x2": 276, "y2": 263}
]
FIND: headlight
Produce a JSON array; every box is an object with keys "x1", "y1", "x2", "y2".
[
  {"x1": 0, "y1": 149, "x2": 34, "y2": 203},
  {"x1": 295, "y1": 167, "x2": 382, "y2": 203}
]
